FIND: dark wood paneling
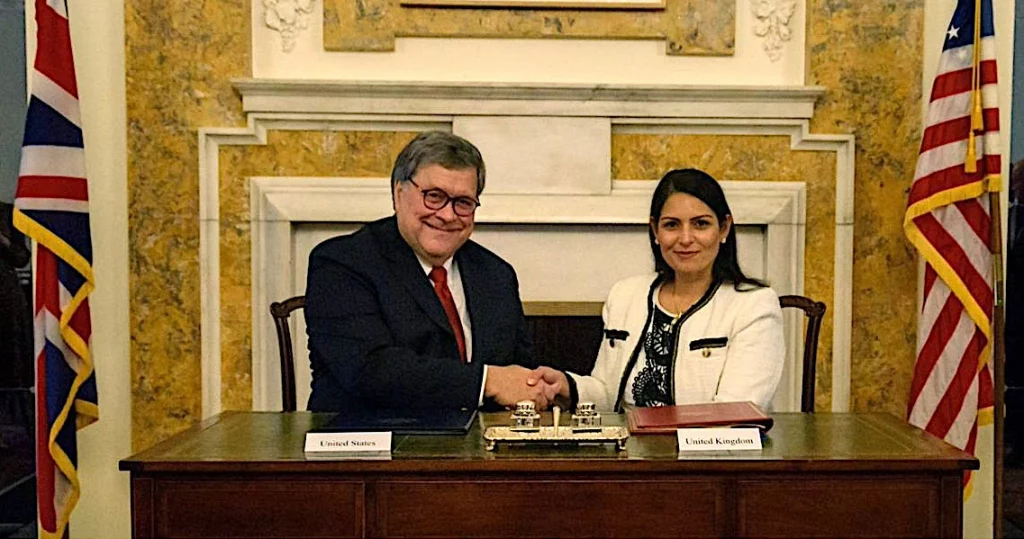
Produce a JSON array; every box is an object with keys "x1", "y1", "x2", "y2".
[
  {"x1": 154, "y1": 479, "x2": 363, "y2": 538},
  {"x1": 131, "y1": 477, "x2": 155, "y2": 539},
  {"x1": 525, "y1": 315, "x2": 602, "y2": 375},
  {"x1": 737, "y1": 478, "x2": 940, "y2": 538},
  {"x1": 376, "y1": 479, "x2": 723, "y2": 538},
  {"x1": 940, "y1": 474, "x2": 965, "y2": 538}
]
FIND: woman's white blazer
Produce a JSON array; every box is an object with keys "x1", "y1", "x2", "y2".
[{"x1": 568, "y1": 273, "x2": 785, "y2": 411}]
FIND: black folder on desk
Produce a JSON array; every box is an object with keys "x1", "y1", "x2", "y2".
[{"x1": 311, "y1": 407, "x2": 478, "y2": 435}]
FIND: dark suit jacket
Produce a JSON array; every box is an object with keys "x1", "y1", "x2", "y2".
[{"x1": 305, "y1": 216, "x2": 534, "y2": 411}]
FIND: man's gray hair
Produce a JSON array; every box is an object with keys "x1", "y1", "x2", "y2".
[{"x1": 391, "y1": 131, "x2": 486, "y2": 197}]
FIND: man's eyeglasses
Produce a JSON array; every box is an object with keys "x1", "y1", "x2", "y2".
[{"x1": 408, "y1": 179, "x2": 481, "y2": 217}]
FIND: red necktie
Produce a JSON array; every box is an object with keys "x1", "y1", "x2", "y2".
[{"x1": 429, "y1": 266, "x2": 467, "y2": 363}]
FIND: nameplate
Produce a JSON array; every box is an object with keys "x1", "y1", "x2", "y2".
[
  {"x1": 304, "y1": 431, "x2": 392, "y2": 453},
  {"x1": 676, "y1": 428, "x2": 762, "y2": 451}
]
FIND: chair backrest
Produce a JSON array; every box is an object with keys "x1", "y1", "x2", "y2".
[
  {"x1": 270, "y1": 296, "x2": 306, "y2": 412},
  {"x1": 779, "y1": 295, "x2": 827, "y2": 413}
]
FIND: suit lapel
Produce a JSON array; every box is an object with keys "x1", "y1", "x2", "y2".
[
  {"x1": 457, "y1": 246, "x2": 488, "y2": 360},
  {"x1": 376, "y1": 217, "x2": 454, "y2": 335}
]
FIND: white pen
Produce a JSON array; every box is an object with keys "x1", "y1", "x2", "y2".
[{"x1": 553, "y1": 406, "x2": 560, "y2": 435}]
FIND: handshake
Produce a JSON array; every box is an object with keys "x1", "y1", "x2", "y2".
[{"x1": 483, "y1": 365, "x2": 571, "y2": 410}]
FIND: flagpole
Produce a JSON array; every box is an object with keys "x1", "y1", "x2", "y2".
[
  {"x1": 991, "y1": 187, "x2": 1005, "y2": 539},
  {"x1": 966, "y1": 0, "x2": 1005, "y2": 534},
  {"x1": 975, "y1": 0, "x2": 1006, "y2": 534}
]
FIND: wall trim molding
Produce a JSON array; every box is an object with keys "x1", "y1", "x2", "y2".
[
  {"x1": 233, "y1": 79, "x2": 826, "y2": 119},
  {"x1": 196, "y1": 80, "x2": 854, "y2": 418}
]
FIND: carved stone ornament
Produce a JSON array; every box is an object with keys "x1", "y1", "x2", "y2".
[
  {"x1": 750, "y1": 0, "x2": 796, "y2": 62},
  {"x1": 263, "y1": 0, "x2": 316, "y2": 53}
]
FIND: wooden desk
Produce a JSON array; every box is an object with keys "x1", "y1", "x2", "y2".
[{"x1": 119, "y1": 412, "x2": 977, "y2": 538}]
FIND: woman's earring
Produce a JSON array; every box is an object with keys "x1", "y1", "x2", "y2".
[{"x1": 720, "y1": 238, "x2": 726, "y2": 244}]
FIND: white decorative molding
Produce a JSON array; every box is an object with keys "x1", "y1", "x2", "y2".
[
  {"x1": 195, "y1": 80, "x2": 854, "y2": 419},
  {"x1": 254, "y1": 179, "x2": 804, "y2": 226},
  {"x1": 233, "y1": 79, "x2": 825, "y2": 119},
  {"x1": 751, "y1": 0, "x2": 796, "y2": 62},
  {"x1": 262, "y1": 0, "x2": 315, "y2": 53}
]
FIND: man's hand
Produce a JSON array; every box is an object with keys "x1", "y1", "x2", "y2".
[
  {"x1": 527, "y1": 366, "x2": 570, "y2": 408},
  {"x1": 485, "y1": 365, "x2": 562, "y2": 409}
]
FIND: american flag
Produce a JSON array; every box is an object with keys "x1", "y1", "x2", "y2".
[
  {"x1": 904, "y1": 0, "x2": 999, "y2": 489},
  {"x1": 12, "y1": 1, "x2": 98, "y2": 537}
]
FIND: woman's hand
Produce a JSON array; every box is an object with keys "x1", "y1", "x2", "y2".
[
  {"x1": 485, "y1": 365, "x2": 560, "y2": 410},
  {"x1": 527, "y1": 366, "x2": 570, "y2": 402}
]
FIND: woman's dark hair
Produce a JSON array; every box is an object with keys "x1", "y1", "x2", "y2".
[{"x1": 648, "y1": 168, "x2": 766, "y2": 290}]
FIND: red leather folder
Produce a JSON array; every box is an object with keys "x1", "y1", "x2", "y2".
[{"x1": 626, "y1": 401, "x2": 773, "y2": 434}]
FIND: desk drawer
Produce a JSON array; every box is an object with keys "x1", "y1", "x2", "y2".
[
  {"x1": 148, "y1": 478, "x2": 363, "y2": 538},
  {"x1": 375, "y1": 479, "x2": 724, "y2": 538},
  {"x1": 736, "y1": 477, "x2": 942, "y2": 538}
]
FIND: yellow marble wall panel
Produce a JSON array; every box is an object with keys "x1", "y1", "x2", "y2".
[
  {"x1": 219, "y1": 220, "x2": 253, "y2": 412},
  {"x1": 129, "y1": 215, "x2": 203, "y2": 446},
  {"x1": 323, "y1": 0, "x2": 734, "y2": 55},
  {"x1": 807, "y1": 0, "x2": 923, "y2": 415},
  {"x1": 125, "y1": 123, "x2": 198, "y2": 220},
  {"x1": 802, "y1": 165, "x2": 839, "y2": 413},
  {"x1": 217, "y1": 131, "x2": 418, "y2": 409},
  {"x1": 127, "y1": 0, "x2": 251, "y2": 451},
  {"x1": 613, "y1": 134, "x2": 837, "y2": 409},
  {"x1": 218, "y1": 131, "x2": 416, "y2": 221}
]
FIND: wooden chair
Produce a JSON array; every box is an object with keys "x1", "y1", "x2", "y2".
[
  {"x1": 779, "y1": 295, "x2": 827, "y2": 413},
  {"x1": 269, "y1": 296, "x2": 305, "y2": 412}
]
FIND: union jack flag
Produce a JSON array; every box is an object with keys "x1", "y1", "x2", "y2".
[
  {"x1": 13, "y1": 1, "x2": 98, "y2": 537},
  {"x1": 904, "y1": 0, "x2": 999, "y2": 491}
]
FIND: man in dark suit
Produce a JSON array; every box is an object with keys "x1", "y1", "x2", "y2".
[{"x1": 305, "y1": 131, "x2": 559, "y2": 411}]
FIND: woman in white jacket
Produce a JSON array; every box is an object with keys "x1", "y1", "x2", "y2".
[{"x1": 531, "y1": 169, "x2": 785, "y2": 411}]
